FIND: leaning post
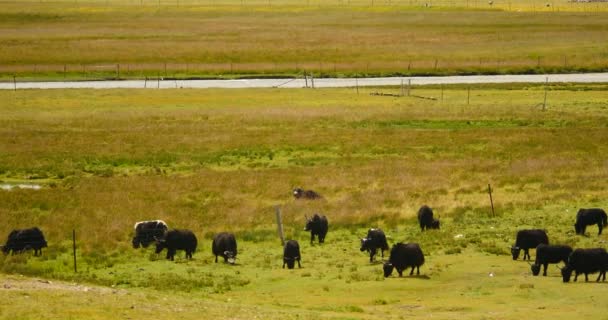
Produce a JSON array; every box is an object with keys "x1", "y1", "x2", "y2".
[
  {"x1": 275, "y1": 206, "x2": 285, "y2": 246},
  {"x1": 72, "y1": 229, "x2": 77, "y2": 273},
  {"x1": 488, "y1": 184, "x2": 495, "y2": 217}
]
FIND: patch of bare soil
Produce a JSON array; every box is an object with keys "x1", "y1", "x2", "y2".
[{"x1": 0, "y1": 275, "x2": 125, "y2": 295}]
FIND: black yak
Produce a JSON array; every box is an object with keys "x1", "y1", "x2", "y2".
[
  {"x1": 511, "y1": 229, "x2": 548, "y2": 260},
  {"x1": 417, "y1": 205, "x2": 440, "y2": 231},
  {"x1": 383, "y1": 243, "x2": 425, "y2": 277},
  {"x1": 360, "y1": 228, "x2": 389, "y2": 262},
  {"x1": 2, "y1": 227, "x2": 47, "y2": 256},
  {"x1": 305, "y1": 214, "x2": 328, "y2": 244},
  {"x1": 283, "y1": 240, "x2": 301, "y2": 269},
  {"x1": 132, "y1": 220, "x2": 168, "y2": 249},
  {"x1": 212, "y1": 232, "x2": 237, "y2": 264},
  {"x1": 155, "y1": 229, "x2": 197, "y2": 261},
  {"x1": 530, "y1": 244, "x2": 572, "y2": 276},
  {"x1": 293, "y1": 188, "x2": 321, "y2": 200},
  {"x1": 560, "y1": 248, "x2": 608, "y2": 282},
  {"x1": 574, "y1": 208, "x2": 607, "y2": 236}
]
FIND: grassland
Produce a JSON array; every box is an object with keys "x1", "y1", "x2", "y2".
[
  {"x1": 1, "y1": 0, "x2": 608, "y2": 80},
  {"x1": 0, "y1": 84, "x2": 607, "y2": 318}
]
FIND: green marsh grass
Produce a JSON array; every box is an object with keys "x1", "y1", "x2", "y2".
[{"x1": 0, "y1": 85, "x2": 607, "y2": 319}]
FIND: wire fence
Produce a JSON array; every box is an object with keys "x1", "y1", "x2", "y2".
[
  {"x1": 1, "y1": 55, "x2": 607, "y2": 82},
  {"x1": 12, "y1": 0, "x2": 608, "y2": 11}
]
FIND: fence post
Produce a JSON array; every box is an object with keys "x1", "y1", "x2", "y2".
[
  {"x1": 407, "y1": 79, "x2": 411, "y2": 96},
  {"x1": 311, "y1": 73, "x2": 315, "y2": 89},
  {"x1": 304, "y1": 72, "x2": 308, "y2": 88},
  {"x1": 275, "y1": 206, "x2": 285, "y2": 246},
  {"x1": 488, "y1": 184, "x2": 495, "y2": 217},
  {"x1": 542, "y1": 76, "x2": 548, "y2": 111},
  {"x1": 72, "y1": 229, "x2": 77, "y2": 273},
  {"x1": 13, "y1": 75, "x2": 17, "y2": 91},
  {"x1": 356, "y1": 77, "x2": 359, "y2": 95},
  {"x1": 467, "y1": 87, "x2": 470, "y2": 105}
]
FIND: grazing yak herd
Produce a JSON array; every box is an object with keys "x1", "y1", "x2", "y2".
[{"x1": 2, "y1": 187, "x2": 607, "y2": 283}]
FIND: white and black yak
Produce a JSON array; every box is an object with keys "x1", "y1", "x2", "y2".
[
  {"x1": 212, "y1": 232, "x2": 237, "y2": 264},
  {"x1": 132, "y1": 220, "x2": 168, "y2": 249},
  {"x1": 293, "y1": 187, "x2": 321, "y2": 200}
]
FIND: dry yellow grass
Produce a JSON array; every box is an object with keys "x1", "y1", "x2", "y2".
[{"x1": 1, "y1": 1, "x2": 607, "y2": 79}]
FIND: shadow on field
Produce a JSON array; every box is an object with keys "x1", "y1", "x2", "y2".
[{"x1": 389, "y1": 275, "x2": 431, "y2": 280}]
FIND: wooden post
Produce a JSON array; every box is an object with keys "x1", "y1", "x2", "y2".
[
  {"x1": 542, "y1": 77, "x2": 548, "y2": 111},
  {"x1": 144, "y1": 76, "x2": 147, "y2": 88},
  {"x1": 488, "y1": 184, "x2": 495, "y2": 217},
  {"x1": 275, "y1": 206, "x2": 285, "y2": 246},
  {"x1": 467, "y1": 87, "x2": 470, "y2": 105},
  {"x1": 72, "y1": 229, "x2": 77, "y2": 273},
  {"x1": 13, "y1": 75, "x2": 16, "y2": 91},
  {"x1": 63, "y1": 64, "x2": 67, "y2": 79},
  {"x1": 407, "y1": 79, "x2": 411, "y2": 96},
  {"x1": 157, "y1": 73, "x2": 160, "y2": 88},
  {"x1": 356, "y1": 77, "x2": 359, "y2": 95},
  {"x1": 311, "y1": 73, "x2": 315, "y2": 89},
  {"x1": 304, "y1": 72, "x2": 308, "y2": 88}
]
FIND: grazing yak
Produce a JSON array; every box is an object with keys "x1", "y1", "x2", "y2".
[
  {"x1": 132, "y1": 220, "x2": 168, "y2": 249},
  {"x1": 305, "y1": 214, "x2": 328, "y2": 245},
  {"x1": 293, "y1": 188, "x2": 321, "y2": 200},
  {"x1": 531, "y1": 244, "x2": 573, "y2": 276},
  {"x1": 383, "y1": 243, "x2": 425, "y2": 277},
  {"x1": 417, "y1": 205, "x2": 440, "y2": 231},
  {"x1": 155, "y1": 229, "x2": 197, "y2": 261},
  {"x1": 360, "y1": 228, "x2": 389, "y2": 262},
  {"x1": 2, "y1": 227, "x2": 47, "y2": 256},
  {"x1": 574, "y1": 208, "x2": 607, "y2": 236},
  {"x1": 212, "y1": 232, "x2": 237, "y2": 264},
  {"x1": 560, "y1": 248, "x2": 608, "y2": 283},
  {"x1": 283, "y1": 240, "x2": 301, "y2": 269},
  {"x1": 511, "y1": 229, "x2": 549, "y2": 260}
]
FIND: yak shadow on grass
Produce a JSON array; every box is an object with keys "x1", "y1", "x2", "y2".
[{"x1": 388, "y1": 274, "x2": 431, "y2": 280}]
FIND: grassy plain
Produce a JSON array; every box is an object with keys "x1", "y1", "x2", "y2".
[
  {"x1": 1, "y1": 0, "x2": 608, "y2": 80},
  {"x1": 0, "y1": 85, "x2": 608, "y2": 318}
]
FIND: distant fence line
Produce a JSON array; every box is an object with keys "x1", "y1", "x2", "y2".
[
  {"x1": 1, "y1": 55, "x2": 607, "y2": 82},
  {"x1": 15, "y1": 0, "x2": 608, "y2": 12}
]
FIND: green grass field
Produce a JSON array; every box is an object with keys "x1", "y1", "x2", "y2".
[
  {"x1": 1, "y1": 84, "x2": 608, "y2": 318},
  {"x1": 1, "y1": 0, "x2": 608, "y2": 80}
]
